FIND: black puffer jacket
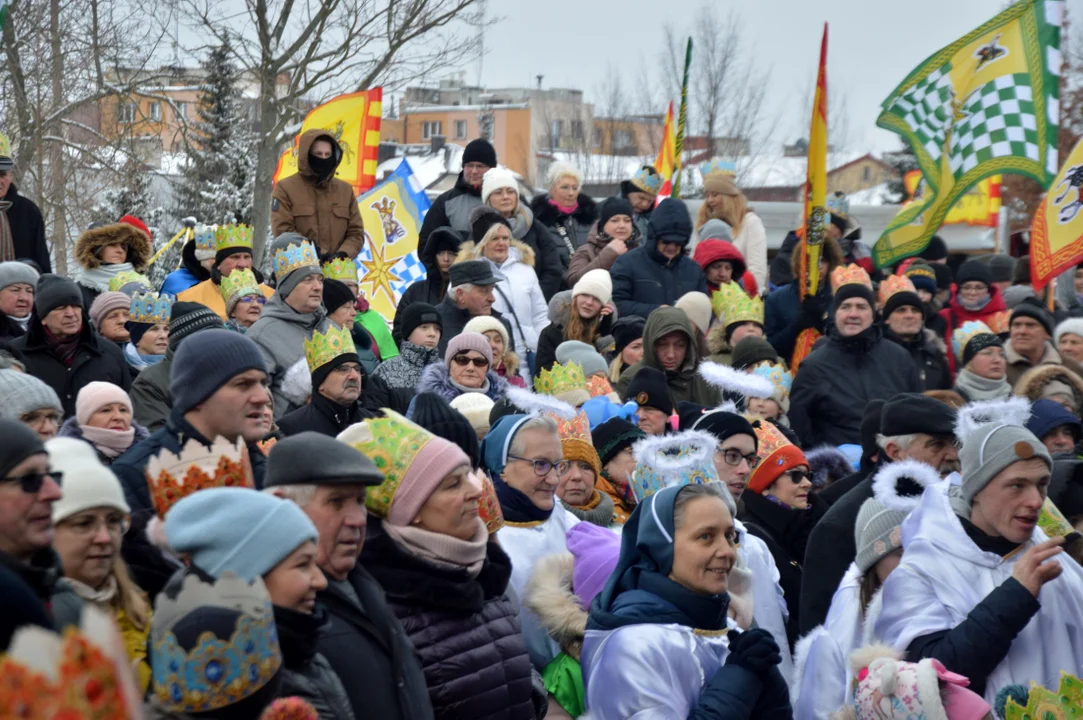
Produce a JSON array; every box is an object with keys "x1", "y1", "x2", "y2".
[
  {"x1": 393, "y1": 227, "x2": 464, "y2": 345},
  {"x1": 529, "y1": 193, "x2": 598, "y2": 281},
  {"x1": 2, "y1": 184, "x2": 51, "y2": 273},
  {"x1": 882, "y1": 326, "x2": 952, "y2": 391},
  {"x1": 789, "y1": 324, "x2": 923, "y2": 448},
  {"x1": 610, "y1": 242, "x2": 707, "y2": 318},
  {"x1": 361, "y1": 518, "x2": 536, "y2": 720},
  {"x1": 419, "y1": 173, "x2": 483, "y2": 245},
  {"x1": 275, "y1": 605, "x2": 356, "y2": 720}
]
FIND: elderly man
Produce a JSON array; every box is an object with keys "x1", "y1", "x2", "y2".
[
  {"x1": 435, "y1": 259, "x2": 514, "y2": 356},
  {"x1": 112, "y1": 329, "x2": 271, "y2": 511},
  {"x1": 418, "y1": 139, "x2": 494, "y2": 245},
  {"x1": 1004, "y1": 298, "x2": 1083, "y2": 386},
  {"x1": 876, "y1": 421, "x2": 1083, "y2": 702},
  {"x1": 799, "y1": 393, "x2": 957, "y2": 634},
  {"x1": 616, "y1": 306, "x2": 721, "y2": 407},
  {"x1": 265, "y1": 431, "x2": 434, "y2": 720},
  {"x1": 278, "y1": 326, "x2": 374, "y2": 437},
  {"x1": 0, "y1": 261, "x2": 38, "y2": 341},
  {"x1": 789, "y1": 275, "x2": 922, "y2": 448}
]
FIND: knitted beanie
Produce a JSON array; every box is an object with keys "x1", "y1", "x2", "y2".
[
  {"x1": 88, "y1": 291, "x2": 130, "y2": 332},
  {"x1": 987, "y1": 253, "x2": 1015, "y2": 283},
  {"x1": 0, "y1": 261, "x2": 38, "y2": 292},
  {"x1": 611, "y1": 316, "x2": 645, "y2": 357},
  {"x1": 1010, "y1": 298, "x2": 1055, "y2": 337},
  {"x1": 592, "y1": 417, "x2": 645, "y2": 467},
  {"x1": 0, "y1": 417, "x2": 46, "y2": 480},
  {"x1": 572, "y1": 269, "x2": 613, "y2": 306},
  {"x1": 555, "y1": 340, "x2": 608, "y2": 377},
  {"x1": 832, "y1": 282, "x2": 876, "y2": 315},
  {"x1": 730, "y1": 336, "x2": 778, "y2": 370},
  {"x1": 165, "y1": 487, "x2": 318, "y2": 581},
  {"x1": 854, "y1": 497, "x2": 907, "y2": 573},
  {"x1": 956, "y1": 259, "x2": 992, "y2": 288},
  {"x1": 932, "y1": 262, "x2": 953, "y2": 290},
  {"x1": 400, "y1": 303, "x2": 442, "y2": 343},
  {"x1": 567, "y1": 522, "x2": 621, "y2": 611},
  {"x1": 463, "y1": 316, "x2": 508, "y2": 349},
  {"x1": 883, "y1": 290, "x2": 924, "y2": 320},
  {"x1": 322, "y1": 278, "x2": 355, "y2": 314},
  {"x1": 625, "y1": 366, "x2": 673, "y2": 415},
  {"x1": 35, "y1": 274, "x2": 83, "y2": 316},
  {"x1": 414, "y1": 393, "x2": 482, "y2": 469},
  {"x1": 904, "y1": 263, "x2": 938, "y2": 294},
  {"x1": 919, "y1": 235, "x2": 948, "y2": 261},
  {"x1": 698, "y1": 218, "x2": 734, "y2": 242},
  {"x1": 480, "y1": 166, "x2": 518, "y2": 204},
  {"x1": 597, "y1": 197, "x2": 634, "y2": 230},
  {"x1": 1056, "y1": 318, "x2": 1083, "y2": 346},
  {"x1": 462, "y1": 138, "x2": 497, "y2": 168},
  {"x1": 445, "y1": 331, "x2": 493, "y2": 368},
  {"x1": 170, "y1": 329, "x2": 268, "y2": 414},
  {"x1": 960, "y1": 423, "x2": 1051, "y2": 505},
  {"x1": 562, "y1": 434, "x2": 603, "y2": 481},
  {"x1": 675, "y1": 291, "x2": 712, "y2": 333},
  {"x1": 168, "y1": 301, "x2": 224, "y2": 351},
  {"x1": 0, "y1": 369, "x2": 62, "y2": 420},
  {"x1": 75, "y1": 381, "x2": 132, "y2": 426},
  {"x1": 449, "y1": 393, "x2": 495, "y2": 435},
  {"x1": 46, "y1": 438, "x2": 129, "y2": 523}
]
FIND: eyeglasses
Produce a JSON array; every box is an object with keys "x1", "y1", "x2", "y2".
[
  {"x1": 238, "y1": 296, "x2": 266, "y2": 306},
  {"x1": 717, "y1": 449, "x2": 760, "y2": 469},
  {"x1": 63, "y1": 514, "x2": 130, "y2": 537},
  {"x1": 508, "y1": 455, "x2": 570, "y2": 477},
  {"x1": 452, "y1": 354, "x2": 489, "y2": 368},
  {"x1": 785, "y1": 470, "x2": 811, "y2": 485},
  {"x1": 2, "y1": 471, "x2": 62, "y2": 494}
]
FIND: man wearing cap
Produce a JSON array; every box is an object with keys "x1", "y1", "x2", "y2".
[
  {"x1": 0, "y1": 134, "x2": 51, "y2": 273},
  {"x1": 881, "y1": 281, "x2": 951, "y2": 390},
  {"x1": 623, "y1": 366, "x2": 673, "y2": 436},
  {"x1": 1004, "y1": 297, "x2": 1083, "y2": 386},
  {"x1": 0, "y1": 260, "x2": 38, "y2": 341},
  {"x1": 435, "y1": 259, "x2": 514, "y2": 356},
  {"x1": 10, "y1": 275, "x2": 130, "y2": 417},
  {"x1": 265, "y1": 432, "x2": 435, "y2": 720},
  {"x1": 278, "y1": 327, "x2": 375, "y2": 438},
  {"x1": 800, "y1": 394, "x2": 958, "y2": 634},
  {"x1": 619, "y1": 164, "x2": 660, "y2": 240},
  {"x1": 419, "y1": 138, "x2": 495, "y2": 246},
  {"x1": 112, "y1": 329, "x2": 271, "y2": 512},
  {"x1": 176, "y1": 225, "x2": 274, "y2": 319},
  {"x1": 876, "y1": 422, "x2": 1083, "y2": 701}
]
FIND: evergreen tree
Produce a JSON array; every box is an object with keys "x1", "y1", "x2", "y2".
[{"x1": 883, "y1": 142, "x2": 918, "y2": 204}]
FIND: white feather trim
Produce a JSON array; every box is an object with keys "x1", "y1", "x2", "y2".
[
  {"x1": 632, "y1": 429, "x2": 717, "y2": 480},
  {"x1": 504, "y1": 385, "x2": 578, "y2": 420},
  {"x1": 717, "y1": 400, "x2": 739, "y2": 414},
  {"x1": 280, "y1": 358, "x2": 312, "y2": 406},
  {"x1": 954, "y1": 396, "x2": 1032, "y2": 445},
  {"x1": 697, "y1": 361, "x2": 775, "y2": 400},
  {"x1": 871, "y1": 459, "x2": 941, "y2": 513}
]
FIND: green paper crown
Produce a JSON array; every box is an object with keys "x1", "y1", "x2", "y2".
[
  {"x1": 303, "y1": 323, "x2": 356, "y2": 373},
  {"x1": 218, "y1": 268, "x2": 261, "y2": 304},
  {"x1": 214, "y1": 224, "x2": 254, "y2": 253},
  {"x1": 534, "y1": 361, "x2": 587, "y2": 397},
  {"x1": 344, "y1": 411, "x2": 435, "y2": 519},
  {"x1": 711, "y1": 283, "x2": 764, "y2": 327},
  {"x1": 128, "y1": 292, "x2": 172, "y2": 325},
  {"x1": 0, "y1": 131, "x2": 11, "y2": 158},
  {"x1": 1003, "y1": 672, "x2": 1083, "y2": 720},
  {"x1": 108, "y1": 270, "x2": 152, "y2": 294},
  {"x1": 322, "y1": 256, "x2": 357, "y2": 283}
]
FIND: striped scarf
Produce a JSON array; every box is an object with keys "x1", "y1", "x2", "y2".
[{"x1": 0, "y1": 199, "x2": 14, "y2": 262}]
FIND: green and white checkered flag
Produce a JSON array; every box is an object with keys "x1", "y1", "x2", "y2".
[{"x1": 873, "y1": 0, "x2": 1063, "y2": 268}]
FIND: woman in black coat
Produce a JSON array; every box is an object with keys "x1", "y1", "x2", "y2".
[{"x1": 529, "y1": 162, "x2": 597, "y2": 285}]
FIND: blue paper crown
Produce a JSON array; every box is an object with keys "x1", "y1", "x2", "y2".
[
  {"x1": 826, "y1": 191, "x2": 850, "y2": 220},
  {"x1": 128, "y1": 291, "x2": 172, "y2": 325},
  {"x1": 194, "y1": 225, "x2": 216, "y2": 253},
  {"x1": 273, "y1": 240, "x2": 320, "y2": 279},
  {"x1": 631, "y1": 165, "x2": 663, "y2": 195},
  {"x1": 700, "y1": 158, "x2": 737, "y2": 178}
]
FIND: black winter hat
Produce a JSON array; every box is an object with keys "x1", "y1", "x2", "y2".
[
  {"x1": 400, "y1": 303, "x2": 441, "y2": 344},
  {"x1": 919, "y1": 235, "x2": 948, "y2": 261},
  {"x1": 1010, "y1": 297, "x2": 1055, "y2": 337},
  {"x1": 612, "y1": 316, "x2": 646, "y2": 357},
  {"x1": 462, "y1": 139, "x2": 497, "y2": 168},
  {"x1": 469, "y1": 205, "x2": 511, "y2": 243},
  {"x1": 266, "y1": 431, "x2": 383, "y2": 487},
  {"x1": 932, "y1": 262, "x2": 953, "y2": 291},
  {"x1": 883, "y1": 290, "x2": 924, "y2": 320},
  {"x1": 879, "y1": 393, "x2": 956, "y2": 438},
  {"x1": 0, "y1": 417, "x2": 46, "y2": 480},
  {"x1": 168, "y1": 301, "x2": 224, "y2": 351},
  {"x1": 860, "y1": 399, "x2": 887, "y2": 467},
  {"x1": 986, "y1": 254, "x2": 1016, "y2": 283},
  {"x1": 730, "y1": 336, "x2": 778, "y2": 370},
  {"x1": 955, "y1": 259, "x2": 992, "y2": 288},
  {"x1": 489, "y1": 397, "x2": 518, "y2": 427},
  {"x1": 677, "y1": 401, "x2": 757, "y2": 449},
  {"x1": 411, "y1": 393, "x2": 480, "y2": 469},
  {"x1": 35, "y1": 274, "x2": 83, "y2": 317},
  {"x1": 428, "y1": 227, "x2": 465, "y2": 256},
  {"x1": 598, "y1": 197, "x2": 635, "y2": 230},
  {"x1": 646, "y1": 198, "x2": 693, "y2": 244},
  {"x1": 322, "y1": 278, "x2": 355, "y2": 314},
  {"x1": 832, "y1": 283, "x2": 876, "y2": 315},
  {"x1": 592, "y1": 417, "x2": 645, "y2": 467},
  {"x1": 624, "y1": 366, "x2": 673, "y2": 415}
]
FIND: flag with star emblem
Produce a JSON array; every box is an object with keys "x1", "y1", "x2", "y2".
[
  {"x1": 872, "y1": 0, "x2": 1063, "y2": 268},
  {"x1": 355, "y1": 159, "x2": 432, "y2": 321}
]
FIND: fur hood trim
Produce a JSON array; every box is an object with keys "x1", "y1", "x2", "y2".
[
  {"x1": 1014, "y1": 362, "x2": 1083, "y2": 406},
  {"x1": 503, "y1": 350, "x2": 520, "y2": 377},
  {"x1": 548, "y1": 290, "x2": 573, "y2": 326},
  {"x1": 955, "y1": 395, "x2": 1031, "y2": 445},
  {"x1": 455, "y1": 238, "x2": 536, "y2": 269},
  {"x1": 706, "y1": 323, "x2": 730, "y2": 356},
  {"x1": 281, "y1": 359, "x2": 312, "y2": 407},
  {"x1": 523, "y1": 553, "x2": 586, "y2": 656},
  {"x1": 698, "y1": 361, "x2": 775, "y2": 400},
  {"x1": 871, "y1": 458, "x2": 941, "y2": 512},
  {"x1": 922, "y1": 327, "x2": 948, "y2": 356},
  {"x1": 417, "y1": 362, "x2": 508, "y2": 404},
  {"x1": 529, "y1": 192, "x2": 598, "y2": 227},
  {"x1": 505, "y1": 385, "x2": 578, "y2": 419},
  {"x1": 805, "y1": 445, "x2": 853, "y2": 488},
  {"x1": 75, "y1": 223, "x2": 152, "y2": 271}
]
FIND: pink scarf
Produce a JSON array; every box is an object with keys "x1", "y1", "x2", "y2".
[
  {"x1": 547, "y1": 197, "x2": 579, "y2": 215},
  {"x1": 79, "y1": 425, "x2": 135, "y2": 458},
  {"x1": 382, "y1": 517, "x2": 488, "y2": 578}
]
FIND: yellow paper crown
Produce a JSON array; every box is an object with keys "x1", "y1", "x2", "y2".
[
  {"x1": 322, "y1": 256, "x2": 358, "y2": 283},
  {"x1": 877, "y1": 273, "x2": 917, "y2": 307},
  {"x1": 108, "y1": 270, "x2": 151, "y2": 294},
  {"x1": 273, "y1": 240, "x2": 320, "y2": 279},
  {"x1": 145, "y1": 437, "x2": 254, "y2": 518},
  {"x1": 128, "y1": 291, "x2": 173, "y2": 325},
  {"x1": 535, "y1": 361, "x2": 587, "y2": 397},
  {"x1": 830, "y1": 263, "x2": 873, "y2": 293},
  {"x1": 214, "y1": 224, "x2": 254, "y2": 253},
  {"x1": 303, "y1": 323, "x2": 357, "y2": 373},
  {"x1": 218, "y1": 267, "x2": 261, "y2": 303},
  {"x1": 344, "y1": 411, "x2": 436, "y2": 519},
  {"x1": 1003, "y1": 672, "x2": 1083, "y2": 720},
  {"x1": 0, "y1": 131, "x2": 12, "y2": 158},
  {"x1": 711, "y1": 283, "x2": 764, "y2": 327}
]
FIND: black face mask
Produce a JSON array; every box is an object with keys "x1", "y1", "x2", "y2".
[{"x1": 308, "y1": 153, "x2": 337, "y2": 179}]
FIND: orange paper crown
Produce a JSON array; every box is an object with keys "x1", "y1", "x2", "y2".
[
  {"x1": 830, "y1": 263, "x2": 873, "y2": 293},
  {"x1": 586, "y1": 374, "x2": 617, "y2": 399},
  {"x1": 145, "y1": 437, "x2": 255, "y2": 518},
  {"x1": 877, "y1": 273, "x2": 917, "y2": 307},
  {"x1": 746, "y1": 418, "x2": 807, "y2": 494},
  {"x1": 476, "y1": 471, "x2": 504, "y2": 534},
  {"x1": 556, "y1": 411, "x2": 592, "y2": 444}
]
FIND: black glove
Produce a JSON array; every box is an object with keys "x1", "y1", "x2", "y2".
[
  {"x1": 725, "y1": 628, "x2": 781, "y2": 676},
  {"x1": 798, "y1": 294, "x2": 825, "y2": 331}
]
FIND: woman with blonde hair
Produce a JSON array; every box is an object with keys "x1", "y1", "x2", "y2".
[
  {"x1": 530, "y1": 161, "x2": 598, "y2": 279},
  {"x1": 697, "y1": 164, "x2": 767, "y2": 289}
]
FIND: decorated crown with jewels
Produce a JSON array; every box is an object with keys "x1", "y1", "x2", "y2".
[
  {"x1": 303, "y1": 323, "x2": 356, "y2": 373},
  {"x1": 322, "y1": 256, "x2": 358, "y2": 283},
  {"x1": 128, "y1": 291, "x2": 172, "y2": 325},
  {"x1": 343, "y1": 411, "x2": 437, "y2": 520},
  {"x1": 826, "y1": 191, "x2": 850, "y2": 220},
  {"x1": 700, "y1": 157, "x2": 737, "y2": 178},
  {"x1": 951, "y1": 320, "x2": 997, "y2": 362},
  {"x1": 273, "y1": 240, "x2": 320, "y2": 279},
  {"x1": 214, "y1": 223, "x2": 254, "y2": 253},
  {"x1": 194, "y1": 224, "x2": 217, "y2": 256},
  {"x1": 1002, "y1": 672, "x2": 1083, "y2": 720},
  {"x1": 830, "y1": 263, "x2": 873, "y2": 293},
  {"x1": 218, "y1": 267, "x2": 261, "y2": 303},
  {"x1": 535, "y1": 361, "x2": 588, "y2": 402},
  {"x1": 749, "y1": 361, "x2": 793, "y2": 401},
  {"x1": 556, "y1": 410, "x2": 592, "y2": 445},
  {"x1": 145, "y1": 436, "x2": 254, "y2": 518},
  {"x1": 586, "y1": 374, "x2": 617, "y2": 399},
  {"x1": 151, "y1": 571, "x2": 281, "y2": 714},
  {"x1": 711, "y1": 282, "x2": 765, "y2": 327},
  {"x1": 630, "y1": 165, "x2": 663, "y2": 195},
  {"x1": 107, "y1": 270, "x2": 152, "y2": 294},
  {"x1": 630, "y1": 430, "x2": 719, "y2": 502},
  {"x1": 877, "y1": 273, "x2": 917, "y2": 307}
]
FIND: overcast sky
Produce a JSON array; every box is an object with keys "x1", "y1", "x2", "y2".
[{"x1": 471, "y1": 0, "x2": 1082, "y2": 153}]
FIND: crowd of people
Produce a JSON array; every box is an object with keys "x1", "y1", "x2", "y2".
[{"x1": 0, "y1": 134, "x2": 1081, "y2": 719}]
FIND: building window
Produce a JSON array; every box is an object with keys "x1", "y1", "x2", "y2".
[
  {"x1": 118, "y1": 103, "x2": 136, "y2": 122},
  {"x1": 149, "y1": 102, "x2": 162, "y2": 121},
  {"x1": 862, "y1": 165, "x2": 871, "y2": 182},
  {"x1": 551, "y1": 119, "x2": 563, "y2": 141},
  {"x1": 614, "y1": 130, "x2": 633, "y2": 149},
  {"x1": 593, "y1": 126, "x2": 602, "y2": 149},
  {"x1": 570, "y1": 120, "x2": 583, "y2": 140},
  {"x1": 175, "y1": 102, "x2": 188, "y2": 120},
  {"x1": 454, "y1": 120, "x2": 467, "y2": 139},
  {"x1": 422, "y1": 121, "x2": 442, "y2": 139}
]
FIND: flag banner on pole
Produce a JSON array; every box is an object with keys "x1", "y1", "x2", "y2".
[
  {"x1": 1031, "y1": 135, "x2": 1083, "y2": 291},
  {"x1": 671, "y1": 38, "x2": 693, "y2": 199},
  {"x1": 902, "y1": 170, "x2": 1002, "y2": 227},
  {"x1": 0, "y1": 0, "x2": 9, "y2": 31},
  {"x1": 654, "y1": 102, "x2": 677, "y2": 199},
  {"x1": 350, "y1": 159, "x2": 432, "y2": 322},
  {"x1": 273, "y1": 87, "x2": 383, "y2": 196},
  {"x1": 872, "y1": 0, "x2": 1062, "y2": 268}
]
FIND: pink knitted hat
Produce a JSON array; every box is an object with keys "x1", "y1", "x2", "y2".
[
  {"x1": 567, "y1": 522, "x2": 621, "y2": 610},
  {"x1": 75, "y1": 381, "x2": 132, "y2": 426},
  {"x1": 387, "y1": 434, "x2": 472, "y2": 526},
  {"x1": 88, "y1": 291, "x2": 130, "y2": 331},
  {"x1": 445, "y1": 331, "x2": 493, "y2": 368}
]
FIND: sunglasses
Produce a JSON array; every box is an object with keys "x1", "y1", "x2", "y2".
[
  {"x1": 2, "y1": 470, "x2": 62, "y2": 494},
  {"x1": 452, "y1": 354, "x2": 489, "y2": 368},
  {"x1": 785, "y1": 470, "x2": 811, "y2": 485},
  {"x1": 717, "y1": 449, "x2": 760, "y2": 469},
  {"x1": 238, "y1": 296, "x2": 266, "y2": 306}
]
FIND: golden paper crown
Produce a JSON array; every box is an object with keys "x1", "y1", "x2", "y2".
[
  {"x1": 273, "y1": 240, "x2": 320, "y2": 279},
  {"x1": 304, "y1": 323, "x2": 357, "y2": 373},
  {"x1": 829, "y1": 263, "x2": 873, "y2": 293},
  {"x1": 218, "y1": 267, "x2": 261, "y2": 303},
  {"x1": 711, "y1": 283, "x2": 764, "y2": 328},
  {"x1": 586, "y1": 374, "x2": 616, "y2": 399},
  {"x1": 151, "y1": 572, "x2": 280, "y2": 714},
  {"x1": 344, "y1": 411, "x2": 436, "y2": 519},
  {"x1": 877, "y1": 273, "x2": 917, "y2": 307},
  {"x1": 556, "y1": 411, "x2": 592, "y2": 445},
  {"x1": 145, "y1": 436, "x2": 254, "y2": 518},
  {"x1": 534, "y1": 361, "x2": 587, "y2": 398},
  {"x1": 214, "y1": 224, "x2": 254, "y2": 253},
  {"x1": 0, "y1": 131, "x2": 11, "y2": 158},
  {"x1": 1003, "y1": 672, "x2": 1083, "y2": 720},
  {"x1": 476, "y1": 471, "x2": 505, "y2": 534},
  {"x1": 322, "y1": 256, "x2": 357, "y2": 283},
  {"x1": 108, "y1": 270, "x2": 151, "y2": 294},
  {"x1": 128, "y1": 291, "x2": 172, "y2": 325},
  {"x1": 0, "y1": 606, "x2": 143, "y2": 719}
]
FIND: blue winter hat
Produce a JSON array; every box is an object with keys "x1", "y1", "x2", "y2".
[
  {"x1": 1025, "y1": 398, "x2": 1082, "y2": 444},
  {"x1": 165, "y1": 487, "x2": 317, "y2": 581},
  {"x1": 480, "y1": 413, "x2": 530, "y2": 477}
]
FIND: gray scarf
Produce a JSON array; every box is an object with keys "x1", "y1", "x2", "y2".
[
  {"x1": 561, "y1": 490, "x2": 614, "y2": 528},
  {"x1": 507, "y1": 204, "x2": 534, "y2": 240},
  {"x1": 451, "y1": 376, "x2": 491, "y2": 395},
  {"x1": 955, "y1": 368, "x2": 1011, "y2": 401}
]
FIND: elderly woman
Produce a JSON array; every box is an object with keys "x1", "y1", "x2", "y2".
[
  {"x1": 165, "y1": 486, "x2": 356, "y2": 719},
  {"x1": 0, "y1": 368, "x2": 63, "y2": 440},
  {"x1": 219, "y1": 267, "x2": 265, "y2": 333},
  {"x1": 582, "y1": 483, "x2": 790, "y2": 718},
  {"x1": 418, "y1": 331, "x2": 509, "y2": 404},
  {"x1": 481, "y1": 412, "x2": 582, "y2": 670},
  {"x1": 1016, "y1": 363, "x2": 1083, "y2": 413},
  {"x1": 464, "y1": 315, "x2": 526, "y2": 388},
  {"x1": 46, "y1": 437, "x2": 151, "y2": 691},
  {"x1": 88, "y1": 291, "x2": 131, "y2": 345},
  {"x1": 697, "y1": 171, "x2": 767, "y2": 290},
  {"x1": 73, "y1": 217, "x2": 153, "y2": 307},
  {"x1": 123, "y1": 293, "x2": 171, "y2": 372},
  {"x1": 536, "y1": 270, "x2": 615, "y2": 378},
  {"x1": 566, "y1": 197, "x2": 639, "y2": 287},
  {"x1": 555, "y1": 414, "x2": 614, "y2": 527},
  {"x1": 1057, "y1": 318, "x2": 1083, "y2": 364},
  {"x1": 344, "y1": 414, "x2": 536, "y2": 719},
  {"x1": 459, "y1": 207, "x2": 548, "y2": 382},
  {"x1": 530, "y1": 162, "x2": 598, "y2": 279},
  {"x1": 951, "y1": 320, "x2": 1011, "y2": 402},
  {"x1": 58, "y1": 381, "x2": 149, "y2": 464}
]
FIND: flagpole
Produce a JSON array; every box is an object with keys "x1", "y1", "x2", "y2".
[
  {"x1": 671, "y1": 38, "x2": 693, "y2": 199},
  {"x1": 804, "y1": 23, "x2": 829, "y2": 296}
]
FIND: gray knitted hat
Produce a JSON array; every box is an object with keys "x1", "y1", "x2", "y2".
[
  {"x1": 170, "y1": 329, "x2": 268, "y2": 414},
  {"x1": 959, "y1": 422, "x2": 1051, "y2": 505},
  {"x1": 265, "y1": 431, "x2": 384, "y2": 487},
  {"x1": 556, "y1": 340, "x2": 608, "y2": 376},
  {"x1": 858, "y1": 458, "x2": 943, "y2": 572},
  {"x1": 0, "y1": 261, "x2": 39, "y2": 292},
  {"x1": 0, "y1": 369, "x2": 63, "y2": 420}
]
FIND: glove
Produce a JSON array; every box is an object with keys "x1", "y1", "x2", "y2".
[
  {"x1": 725, "y1": 628, "x2": 781, "y2": 676},
  {"x1": 798, "y1": 294, "x2": 824, "y2": 331}
]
